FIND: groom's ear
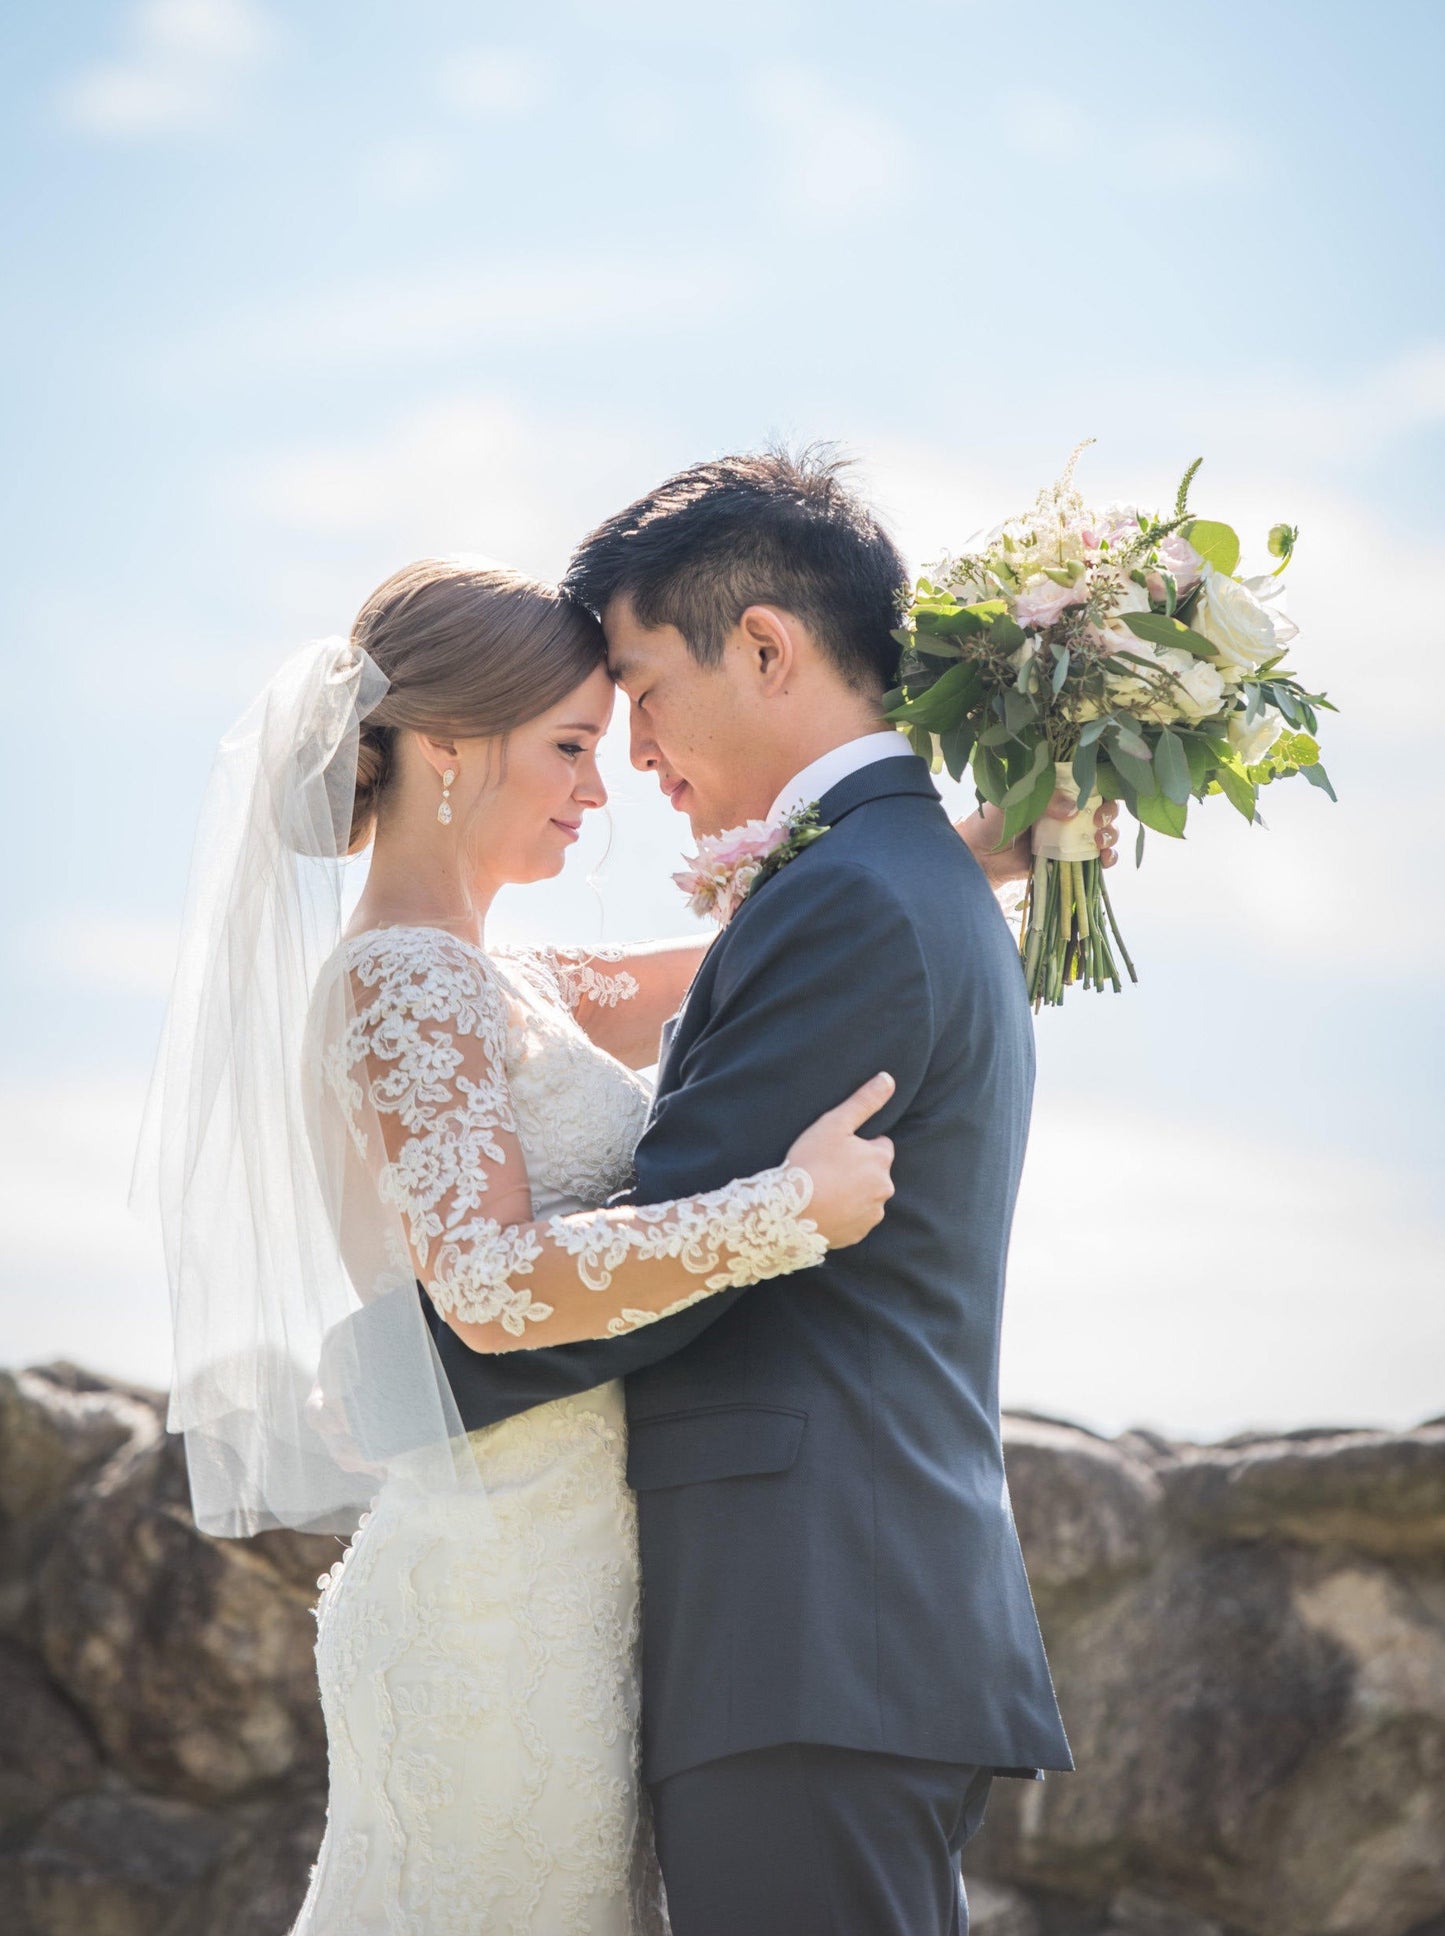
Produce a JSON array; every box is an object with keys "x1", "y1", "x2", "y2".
[{"x1": 737, "y1": 605, "x2": 801, "y2": 695}]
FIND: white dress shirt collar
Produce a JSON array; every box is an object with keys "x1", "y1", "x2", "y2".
[{"x1": 768, "y1": 730, "x2": 912, "y2": 824}]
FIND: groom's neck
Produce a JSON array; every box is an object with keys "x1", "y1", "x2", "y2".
[{"x1": 755, "y1": 700, "x2": 889, "y2": 806}]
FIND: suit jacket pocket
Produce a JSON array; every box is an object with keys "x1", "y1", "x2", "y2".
[{"x1": 626, "y1": 1405, "x2": 807, "y2": 1491}]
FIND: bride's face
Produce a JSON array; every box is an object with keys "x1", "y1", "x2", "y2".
[{"x1": 462, "y1": 666, "x2": 615, "y2": 885}]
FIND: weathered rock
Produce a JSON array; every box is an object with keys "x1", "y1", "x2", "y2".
[
  {"x1": 0, "y1": 1369, "x2": 156, "y2": 1525},
  {"x1": 1162, "y1": 1426, "x2": 1445, "y2": 1557},
  {"x1": 190, "y1": 1791, "x2": 327, "y2": 1936},
  {"x1": 975, "y1": 1423, "x2": 1445, "y2": 1936},
  {"x1": 3, "y1": 1788, "x2": 231, "y2": 1936},
  {"x1": 1003, "y1": 1417, "x2": 1165, "y2": 1603},
  {"x1": 0, "y1": 1367, "x2": 158, "y2": 1650},
  {"x1": 0, "y1": 1641, "x2": 102, "y2": 1836},
  {"x1": 969, "y1": 1876, "x2": 1043, "y2": 1936},
  {"x1": 4, "y1": 1365, "x2": 1444, "y2": 1936},
  {"x1": 35, "y1": 1426, "x2": 331, "y2": 1803}
]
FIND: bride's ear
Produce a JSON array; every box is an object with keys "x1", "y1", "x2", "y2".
[{"x1": 412, "y1": 732, "x2": 461, "y2": 781}]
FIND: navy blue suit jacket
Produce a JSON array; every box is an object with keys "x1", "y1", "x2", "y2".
[{"x1": 421, "y1": 755, "x2": 1073, "y2": 1784}]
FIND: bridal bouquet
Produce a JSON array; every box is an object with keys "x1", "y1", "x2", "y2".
[{"x1": 886, "y1": 447, "x2": 1336, "y2": 1007}]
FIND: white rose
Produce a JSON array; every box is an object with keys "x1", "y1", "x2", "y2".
[
  {"x1": 1108, "y1": 644, "x2": 1225, "y2": 724},
  {"x1": 1158, "y1": 647, "x2": 1226, "y2": 723},
  {"x1": 1109, "y1": 578, "x2": 1152, "y2": 615},
  {"x1": 1227, "y1": 705, "x2": 1285, "y2": 767},
  {"x1": 1193, "y1": 566, "x2": 1278, "y2": 671}
]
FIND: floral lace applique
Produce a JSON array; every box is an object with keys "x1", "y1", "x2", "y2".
[
  {"x1": 330, "y1": 927, "x2": 826, "y2": 1342},
  {"x1": 506, "y1": 944, "x2": 640, "y2": 1015}
]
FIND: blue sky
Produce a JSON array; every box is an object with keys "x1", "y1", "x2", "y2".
[{"x1": 2, "y1": 0, "x2": 1442, "y2": 1437}]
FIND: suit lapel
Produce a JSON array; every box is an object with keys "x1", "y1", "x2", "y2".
[{"x1": 648, "y1": 755, "x2": 941, "y2": 1116}]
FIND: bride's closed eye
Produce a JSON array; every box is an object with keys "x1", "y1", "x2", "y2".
[{"x1": 557, "y1": 742, "x2": 586, "y2": 760}]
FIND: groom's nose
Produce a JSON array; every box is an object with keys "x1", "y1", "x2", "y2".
[{"x1": 629, "y1": 704, "x2": 659, "y2": 773}]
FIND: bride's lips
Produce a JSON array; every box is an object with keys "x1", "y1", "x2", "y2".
[{"x1": 550, "y1": 819, "x2": 581, "y2": 842}]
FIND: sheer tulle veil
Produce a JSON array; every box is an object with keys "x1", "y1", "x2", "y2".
[{"x1": 132, "y1": 636, "x2": 485, "y2": 1538}]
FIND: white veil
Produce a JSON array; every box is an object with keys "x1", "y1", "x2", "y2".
[{"x1": 133, "y1": 636, "x2": 485, "y2": 1537}]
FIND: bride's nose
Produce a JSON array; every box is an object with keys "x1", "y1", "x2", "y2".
[{"x1": 574, "y1": 760, "x2": 607, "y2": 812}]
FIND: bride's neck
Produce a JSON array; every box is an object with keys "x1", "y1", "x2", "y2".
[{"x1": 347, "y1": 826, "x2": 499, "y2": 943}]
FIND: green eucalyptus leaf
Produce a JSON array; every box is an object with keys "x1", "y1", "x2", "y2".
[
  {"x1": 1303, "y1": 761, "x2": 1337, "y2": 800},
  {"x1": 1213, "y1": 759, "x2": 1258, "y2": 822},
  {"x1": 884, "y1": 660, "x2": 984, "y2": 730},
  {"x1": 1154, "y1": 728, "x2": 1192, "y2": 805},
  {"x1": 1183, "y1": 520, "x2": 1240, "y2": 577},
  {"x1": 1001, "y1": 739, "x2": 1050, "y2": 807},
  {"x1": 1109, "y1": 737, "x2": 1157, "y2": 797},
  {"x1": 1120, "y1": 612, "x2": 1217, "y2": 659},
  {"x1": 1112, "y1": 723, "x2": 1152, "y2": 763},
  {"x1": 941, "y1": 723, "x2": 976, "y2": 783},
  {"x1": 999, "y1": 748, "x2": 1058, "y2": 846},
  {"x1": 1071, "y1": 740, "x2": 1099, "y2": 803},
  {"x1": 975, "y1": 743, "x2": 1007, "y2": 806},
  {"x1": 1181, "y1": 735, "x2": 1212, "y2": 790},
  {"x1": 1134, "y1": 788, "x2": 1188, "y2": 838}
]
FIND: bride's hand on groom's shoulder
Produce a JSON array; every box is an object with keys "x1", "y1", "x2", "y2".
[
  {"x1": 955, "y1": 794, "x2": 1120, "y2": 888},
  {"x1": 786, "y1": 1073, "x2": 897, "y2": 1252}
]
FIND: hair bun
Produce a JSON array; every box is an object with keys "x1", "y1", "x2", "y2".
[{"x1": 349, "y1": 720, "x2": 392, "y2": 851}]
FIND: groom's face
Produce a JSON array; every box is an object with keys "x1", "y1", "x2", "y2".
[{"x1": 604, "y1": 596, "x2": 774, "y2": 837}]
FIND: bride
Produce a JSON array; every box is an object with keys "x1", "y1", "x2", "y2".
[{"x1": 139, "y1": 556, "x2": 897, "y2": 1936}]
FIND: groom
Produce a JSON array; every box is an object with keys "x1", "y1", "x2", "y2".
[{"x1": 429, "y1": 450, "x2": 1076, "y2": 1934}]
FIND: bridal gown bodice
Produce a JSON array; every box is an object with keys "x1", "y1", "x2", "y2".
[{"x1": 292, "y1": 929, "x2": 666, "y2": 1936}]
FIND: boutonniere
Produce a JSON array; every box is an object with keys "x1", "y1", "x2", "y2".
[{"x1": 673, "y1": 804, "x2": 830, "y2": 926}]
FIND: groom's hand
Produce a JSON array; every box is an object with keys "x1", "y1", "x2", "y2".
[{"x1": 955, "y1": 794, "x2": 1120, "y2": 888}]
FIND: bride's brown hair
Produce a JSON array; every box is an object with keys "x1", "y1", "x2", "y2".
[{"x1": 346, "y1": 558, "x2": 606, "y2": 851}]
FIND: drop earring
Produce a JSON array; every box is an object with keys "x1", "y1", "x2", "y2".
[{"x1": 437, "y1": 768, "x2": 455, "y2": 826}]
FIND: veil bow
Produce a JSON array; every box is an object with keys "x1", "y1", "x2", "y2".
[{"x1": 133, "y1": 636, "x2": 483, "y2": 1537}]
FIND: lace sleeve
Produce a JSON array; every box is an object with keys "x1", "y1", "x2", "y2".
[
  {"x1": 331, "y1": 929, "x2": 826, "y2": 1351},
  {"x1": 515, "y1": 945, "x2": 640, "y2": 1015}
]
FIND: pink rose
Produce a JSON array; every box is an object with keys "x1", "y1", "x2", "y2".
[
  {"x1": 673, "y1": 817, "x2": 788, "y2": 925},
  {"x1": 1012, "y1": 575, "x2": 1087, "y2": 630},
  {"x1": 1145, "y1": 532, "x2": 1203, "y2": 604}
]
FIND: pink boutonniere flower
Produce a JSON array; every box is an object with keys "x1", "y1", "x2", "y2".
[{"x1": 673, "y1": 805, "x2": 829, "y2": 926}]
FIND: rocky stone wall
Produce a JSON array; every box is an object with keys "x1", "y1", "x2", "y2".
[{"x1": 1, "y1": 1363, "x2": 1441, "y2": 1936}]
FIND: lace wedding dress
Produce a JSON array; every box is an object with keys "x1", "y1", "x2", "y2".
[{"x1": 289, "y1": 928, "x2": 824, "y2": 1936}]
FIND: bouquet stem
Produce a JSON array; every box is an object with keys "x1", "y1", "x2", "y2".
[{"x1": 1021, "y1": 855, "x2": 1137, "y2": 1009}]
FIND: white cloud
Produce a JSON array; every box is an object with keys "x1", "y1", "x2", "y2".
[
  {"x1": 56, "y1": 0, "x2": 275, "y2": 138},
  {"x1": 1093, "y1": 344, "x2": 1445, "y2": 469},
  {"x1": 23, "y1": 912, "x2": 181, "y2": 1000},
  {"x1": 359, "y1": 137, "x2": 456, "y2": 210},
  {"x1": 242, "y1": 392, "x2": 672, "y2": 577},
  {"x1": 438, "y1": 48, "x2": 550, "y2": 117},
  {"x1": 169, "y1": 255, "x2": 724, "y2": 378},
  {"x1": 749, "y1": 65, "x2": 915, "y2": 222},
  {"x1": 0, "y1": 1078, "x2": 172, "y2": 1389},
  {"x1": 1001, "y1": 84, "x2": 1252, "y2": 188},
  {"x1": 1004, "y1": 1099, "x2": 1445, "y2": 1440}
]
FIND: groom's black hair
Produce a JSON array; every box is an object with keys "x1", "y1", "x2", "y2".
[{"x1": 561, "y1": 444, "x2": 909, "y2": 694}]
